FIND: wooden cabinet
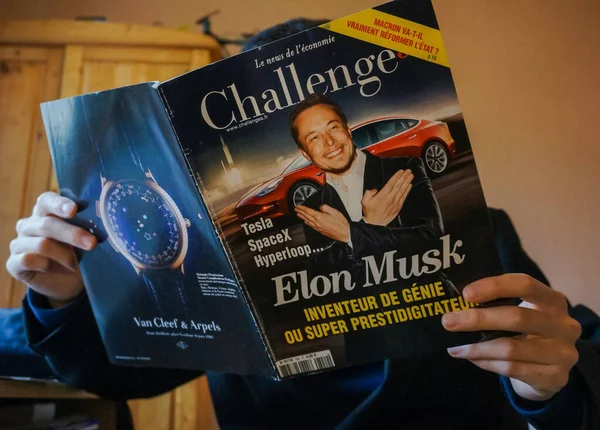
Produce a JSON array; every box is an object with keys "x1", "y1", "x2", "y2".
[
  {"x1": 0, "y1": 379, "x2": 117, "y2": 429},
  {"x1": 0, "y1": 20, "x2": 220, "y2": 430}
]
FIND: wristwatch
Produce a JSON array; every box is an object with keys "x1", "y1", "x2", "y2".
[{"x1": 96, "y1": 169, "x2": 190, "y2": 276}]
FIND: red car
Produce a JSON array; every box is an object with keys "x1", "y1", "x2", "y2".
[{"x1": 235, "y1": 117, "x2": 455, "y2": 221}]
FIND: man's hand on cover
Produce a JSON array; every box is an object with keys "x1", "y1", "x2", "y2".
[
  {"x1": 361, "y1": 169, "x2": 413, "y2": 226},
  {"x1": 5, "y1": 191, "x2": 97, "y2": 308},
  {"x1": 442, "y1": 274, "x2": 581, "y2": 402},
  {"x1": 295, "y1": 204, "x2": 350, "y2": 243}
]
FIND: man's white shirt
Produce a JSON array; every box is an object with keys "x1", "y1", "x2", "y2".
[
  {"x1": 325, "y1": 151, "x2": 367, "y2": 249},
  {"x1": 325, "y1": 150, "x2": 366, "y2": 222}
]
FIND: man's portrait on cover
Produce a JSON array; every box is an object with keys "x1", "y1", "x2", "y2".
[{"x1": 292, "y1": 94, "x2": 445, "y2": 272}]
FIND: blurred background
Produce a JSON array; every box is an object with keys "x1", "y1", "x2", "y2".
[{"x1": 1, "y1": 0, "x2": 598, "y2": 428}]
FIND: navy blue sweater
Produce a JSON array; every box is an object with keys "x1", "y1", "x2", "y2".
[{"x1": 23, "y1": 210, "x2": 600, "y2": 429}]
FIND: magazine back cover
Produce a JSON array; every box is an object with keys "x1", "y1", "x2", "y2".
[{"x1": 41, "y1": 82, "x2": 273, "y2": 376}]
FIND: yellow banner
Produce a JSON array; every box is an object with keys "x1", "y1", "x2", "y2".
[{"x1": 321, "y1": 8, "x2": 449, "y2": 68}]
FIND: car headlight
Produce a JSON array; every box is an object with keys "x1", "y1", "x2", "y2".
[{"x1": 257, "y1": 178, "x2": 284, "y2": 197}]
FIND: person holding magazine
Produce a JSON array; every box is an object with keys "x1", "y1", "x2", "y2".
[{"x1": 6, "y1": 11, "x2": 600, "y2": 430}]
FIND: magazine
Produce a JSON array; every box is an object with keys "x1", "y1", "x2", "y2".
[{"x1": 41, "y1": 1, "x2": 511, "y2": 379}]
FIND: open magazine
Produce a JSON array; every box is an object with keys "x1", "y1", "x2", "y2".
[{"x1": 41, "y1": 1, "x2": 511, "y2": 379}]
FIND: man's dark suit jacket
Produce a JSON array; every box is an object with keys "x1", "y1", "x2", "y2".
[
  {"x1": 301, "y1": 152, "x2": 443, "y2": 273},
  {"x1": 17, "y1": 209, "x2": 600, "y2": 430}
]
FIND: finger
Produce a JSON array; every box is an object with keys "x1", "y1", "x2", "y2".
[
  {"x1": 463, "y1": 274, "x2": 568, "y2": 312},
  {"x1": 32, "y1": 192, "x2": 77, "y2": 218},
  {"x1": 295, "y1": 210, "x2": 311, "y2": 223},
  {"x1": 466, "y1": 360, "x2": 568, "y2": 395},
  {"x1": 447, "y1": 337, "x2": 579, "y2": 366},
  {"x1": 389, "y1": 169, "x2": 412, "y2": 198},
  {"x1": 296, "y1": 211, "x2": 311, "y2": 225},
  {"x1": 319, "y1": 204, "x2": 342, "y2": 217},
  {"x1": 396, "y1": 184, "x2": 412, "y2": 210},
  {"x1": 294, "y1": 206, "x2": 306, "y2": 219},
  {"x1": 393, "y1": 173, "x2": 414, "y2": 207},
  {"x1": 295, "y1": 208, "x2": 318, "y2": 226},
  {"x1": 361, "y1": 189, "x2": 377, "y2": 205},
  {"x1": 16, "y1": 216, "x2": 96, "y2": 250},
  {"x1": 441, "y1": 306, "x2": 580, "y2": 341},
  {"x1": 295, "y1": 205, "x2": 321, "y2": 218},
  {"x1": 378, "y1": 169, "x2": 405, "y2": 199},
  {"x1": 5, "y1": 253, "x2": 51, "y2": 283},
  {"x1": 303, "y1": 218, "x2": 319, "y2": 232},
  {"x1": 9, "y1": 237, "x2": 79, "y2": 271}
]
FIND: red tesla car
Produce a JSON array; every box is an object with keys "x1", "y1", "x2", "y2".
[{"x1": 235, "y1": 117, "x2": 455, "y2": 221}]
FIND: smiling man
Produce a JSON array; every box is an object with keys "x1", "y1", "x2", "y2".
[{"x1": 292, "y1": 94, "x2": 443, "y2": 270}]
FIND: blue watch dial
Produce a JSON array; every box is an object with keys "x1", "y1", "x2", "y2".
[{"x1": 103, "y1": 179, "x2": 182, "y2": 268}]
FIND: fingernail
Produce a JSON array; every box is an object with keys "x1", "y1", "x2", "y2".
[
  {"x1": 463, "y1": 285, "x2": 478, "y2": 302},
  {"x1": 442, "y1": 312, "x2": 459, "y2": 329},
  {"x1": 447, "y1": 346, "x2": 465, "y2": 357},
  {"x1": 81, "y1": 236, "x2": 95, "y2": 250},
  {"x1": 61, "y1": 202, "x2": 74, "y2": 215}
]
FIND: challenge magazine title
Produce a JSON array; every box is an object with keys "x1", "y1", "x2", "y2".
[{"x1": 200, "y1": 36, "x2": 399, "y2": 130}]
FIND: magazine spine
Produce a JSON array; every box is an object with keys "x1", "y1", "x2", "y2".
[{"x1": 156, "y1": 85, "x2": 279, "y2": 377}]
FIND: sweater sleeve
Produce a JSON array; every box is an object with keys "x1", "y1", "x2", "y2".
[
  {"x1": 490, "y1": 208, "x2": 600, "y2": 430},
  {"x1": 23, "y1": 290, "x2": 203, "y2": 401}
]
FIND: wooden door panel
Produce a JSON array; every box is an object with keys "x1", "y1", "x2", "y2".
[
  {"x1": 75, "y1": 46, "x2": 200, "y2": 94},
  {"x1": 0, "y1": 46, "x2": 62, "y2": 307},
  {"x1": 79, "y1": 61, "x2": 190, "y2": 94}
]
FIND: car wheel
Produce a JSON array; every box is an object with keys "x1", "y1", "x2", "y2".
[
  {"x1": 423, "y1": 141, "x2": 450, "y2": 176},
  {"x1": 289, "y1": 181, "x2": 319, "y2": 208}
]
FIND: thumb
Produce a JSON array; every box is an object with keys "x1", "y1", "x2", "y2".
[{"x1": 362, "y1": 189, "x2": 377, "y2": 204}]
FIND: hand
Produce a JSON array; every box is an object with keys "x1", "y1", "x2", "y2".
[
  {"x1": 5, "y1": 192, "x2": 97, "y2": 308},
  {"x1": 361, "y1": 169, "x2": 413, "y2": 226},
  {"x1": 442, "y1": 274, "x2": 581, "y2": 402},
  {"x1": 295, "y1": 204, "x2": 350, "y2": 243}
]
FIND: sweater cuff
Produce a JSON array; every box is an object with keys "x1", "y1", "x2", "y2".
[
  {"x1": 500, "y1": 374, "x2": 583, "y2": 429},
  {"x1": 26, "y1": 289, "x2": 86, "y2": 332}
]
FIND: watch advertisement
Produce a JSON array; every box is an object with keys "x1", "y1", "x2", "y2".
[{"x1": 42, "y1": 83, "x2": 272, "y2": 376}]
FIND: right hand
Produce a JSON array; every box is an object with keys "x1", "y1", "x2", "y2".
[
  {"x1": 361, "y1": 169, "x2": 413, "y2": 226},
  {"x1": 6, "y1": 192, "x2": 97, "y2": 308}
]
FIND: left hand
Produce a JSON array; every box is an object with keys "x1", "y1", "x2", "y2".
[
  {"x1": 442, "y1": 274, "x2": 581, "y2": 402},
  {"x1": 295, "y1": 204, "x2": 350, "y2": 243}
]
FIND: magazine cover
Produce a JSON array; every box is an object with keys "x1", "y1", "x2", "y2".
[
  {"x1": 158, "y1": 1, "x2": 506, "y2": 376},
  {"x1": 41, "y1": 83, "x2": 272, "y2": 376}
]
